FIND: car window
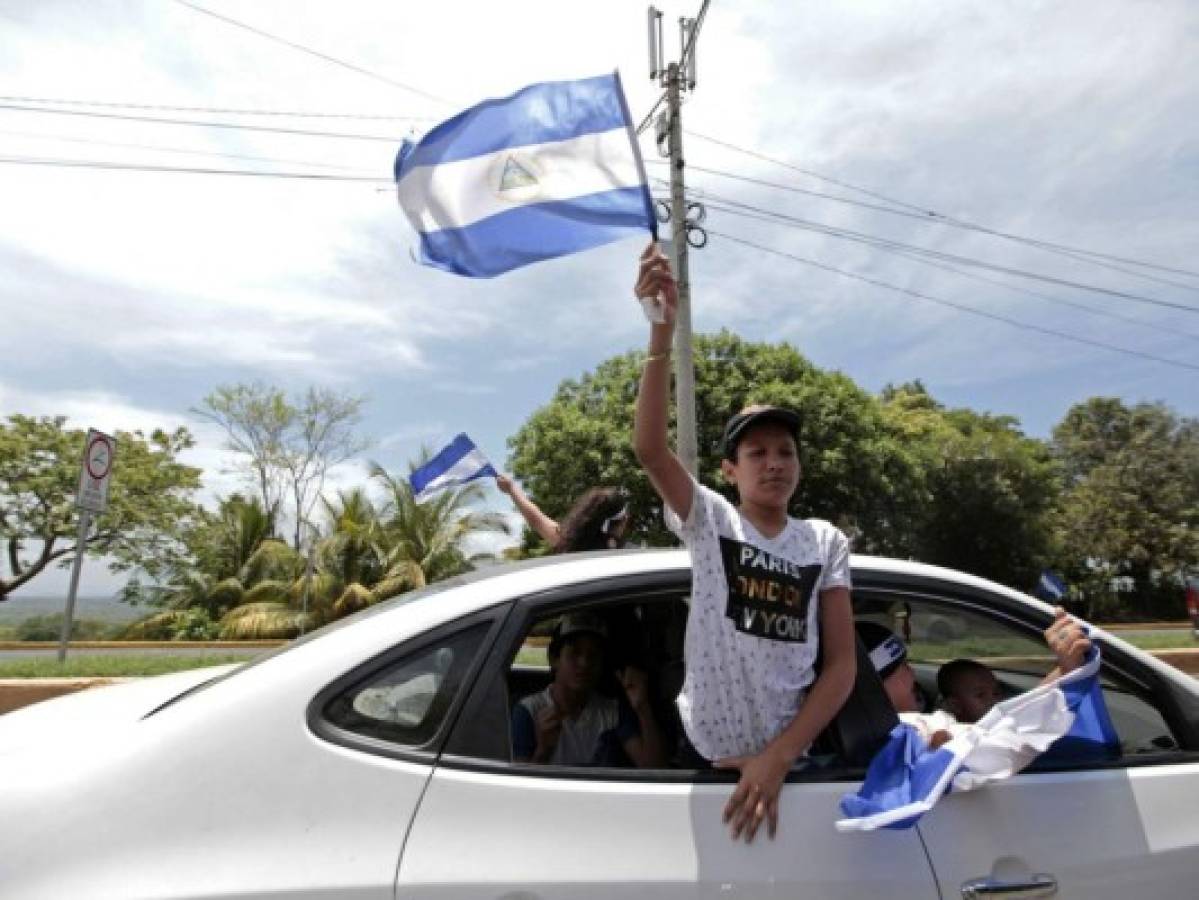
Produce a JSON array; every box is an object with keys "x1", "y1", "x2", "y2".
[
  {"x1": 322, "y1": 621, "x2": 491, "y2": 748},
  {"x1": 855, "y1": 592, "x2": 1180, "y2": 759}
]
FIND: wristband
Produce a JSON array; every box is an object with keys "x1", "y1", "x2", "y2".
[{"x1": 644, "y1": 349, "x2": 671, "y2": 364}]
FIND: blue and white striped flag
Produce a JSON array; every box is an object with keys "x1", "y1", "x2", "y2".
[
  {"x1": 1036, "y1": 570, "x2": 1067, "y2": 602},
  {"x1": 409, "y1": 434, "x2": 497, "y2": 503},
  {"x1": 394, "y1": 72, "x2": 655, "y2": 277},
  {"x1": 836, "y1": 645, "x2": 1118, "y2": 832}
]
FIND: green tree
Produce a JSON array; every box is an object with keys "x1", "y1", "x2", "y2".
[
  {"x1": 508, "y1": 331, "x2": 925, "y2": 553},
  {"x1": 1051, "y1": 398, "x2": 1199, "y2": 619},
  {"x1": 881, "y1": 383, "x2": 1059, "y2": 587},
  {"x1": 194, "y1": 383, "x2": 370, "y2": 549},
  {"x1": 0, "y1": 415, "x2": 204, "y2": 603}
]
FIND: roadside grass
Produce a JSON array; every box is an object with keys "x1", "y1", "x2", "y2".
[
  {"x1": 0, "y1": 654, "x2": 254, "y2": 679},
  {"x1": 1115, "y1": 631, "x2": 1198, "y2": 651}
]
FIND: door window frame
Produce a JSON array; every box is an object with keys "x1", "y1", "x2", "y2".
[{"x1": 308, "y1": 604, "x2": 514, "y2": 764}]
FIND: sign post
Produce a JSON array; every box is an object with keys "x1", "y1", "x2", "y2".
[{"x1": 58, "y1": 429, "x2": 116, "y2": 663}]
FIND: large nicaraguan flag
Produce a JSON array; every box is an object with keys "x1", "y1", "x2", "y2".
[
  {"x1": 393, "y1": 72, "x2": 655, "y2": 277},
  {"x1": 836, "y1": 644, "x2": 1118, "y2": 832},
  {"x1": 409, "y1": 434, "x2": 497, "y2": 503}
]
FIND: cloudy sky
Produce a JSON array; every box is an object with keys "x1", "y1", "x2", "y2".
[{"x1": 3, "y1": 0, "x2": 1198, "y2": 597}]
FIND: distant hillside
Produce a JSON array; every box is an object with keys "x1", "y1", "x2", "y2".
[{"x1": 0, "y1": 593, "x2": 143, "y2": 624}]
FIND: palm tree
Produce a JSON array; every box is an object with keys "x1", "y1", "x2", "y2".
[{"x1": 369, "y1": 459, "x2": 510, "y2": 595}]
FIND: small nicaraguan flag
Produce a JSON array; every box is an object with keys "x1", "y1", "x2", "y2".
[
  {"x1": 836, "y1": 642, "x2": 1118, "y2": 832},
  {"x1": 409, "y1": 434, "x2": 497, "y2": 503},
  {"x1": 394, "y1": 72, "x2": 655, "y2": 278},
  {"x1": 1036, "y1": 570, "x2": 1067, "y2": 602}
]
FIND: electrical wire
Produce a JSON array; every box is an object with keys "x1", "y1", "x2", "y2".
[
  {"x1": 0, "y1": 127, "x2": 376, "y2": 173},
  {"x1": 679, "y1": 0, "x2": 712, "y2": 76},
  {"x1": 636, "y1": 92, "x2": 668, "y2": 136},
  {"x1": 686, "y1": 129, "x2": 1199, "y2": 284},
  {"x1": 170, "y1": 0, "x2": 455, "y2": 107},
  {"x1": 0, "y1": 102, "x2": 401, "y2": 142},
  {"x1": 0, "y1": 94, "x2": 436, "y2": 121},
  {"x1": 708, "y1": 228, "x2": 1199, "y2": 375},
  {"x1": 693, "y1": 194, "x2": 1199, "y2": 343},
  {"x1": 679, "y1": 185, "x2": 1199, "y2": 316},
  {"x1": 705, "y1": 198, "x2": 1199, "y2": 344},
  {"x1": 0, "y1": 155, "x2": 389, "y2": 183}
]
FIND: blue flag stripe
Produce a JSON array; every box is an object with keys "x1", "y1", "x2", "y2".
[
  {"x1": 410, "y1": 434, "x2": 479, "y2": 494},
  {"x1": 416, "y1": 186, "x2": 652, "y2": 278},
  {"x1": 395, "y1": 74, "x2": 629, "y2": 173}
]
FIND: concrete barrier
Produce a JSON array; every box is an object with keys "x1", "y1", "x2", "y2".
[{"x1": 0, "y1": 677, "x2": 133, "y2": 716}]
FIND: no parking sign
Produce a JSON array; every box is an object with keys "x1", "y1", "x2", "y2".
[{"x1": 76, "y1": 429, "x2": 116, "y2": 513}]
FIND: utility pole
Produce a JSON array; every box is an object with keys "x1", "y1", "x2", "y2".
[{"x1": 649, "y1": 4, "x2": 708, "y2": 476}]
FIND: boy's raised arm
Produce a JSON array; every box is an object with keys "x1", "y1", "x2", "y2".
[{"x1": 632, "y1": 243, "x2": 693, "y2": 523}]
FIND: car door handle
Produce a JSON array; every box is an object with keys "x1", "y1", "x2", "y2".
[{"x1": 960, "y1": 873, "x2": 1058, "y2": 899}]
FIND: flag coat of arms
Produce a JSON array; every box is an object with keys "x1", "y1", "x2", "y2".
[
  {"x1": 394, "y1": 72, "x2": 655, "y2": 277},
  {"x1": 837, "y1": 645, "x2": 1119, "y2": 832},
  {"x1": 409, "y1": 434, "x2": 497, "y2": 503}
]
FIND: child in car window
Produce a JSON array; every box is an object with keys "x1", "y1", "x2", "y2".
[
  {"x1": 856, "y1": 610, "x2": 1091, "y2": 748},
  {"x1": 631, "y1": 244, "x2": 857, "y2": 843},
  {"x1": 511, "y1": 612, "x2": 666, "y2": 768},
  {"x1": 938, "y1": 658, "x2": 1004, "y2": 724}
]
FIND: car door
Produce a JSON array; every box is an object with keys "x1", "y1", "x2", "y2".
[
  {"x1": 397, "y1": 578, "x2": 941, "y2": 899},
  {"x1": 855, "y1": 581, "x2": 1199, "y2": 900}
]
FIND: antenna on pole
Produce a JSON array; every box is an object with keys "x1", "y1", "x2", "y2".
[{"x1": 648, "y1": 6, "x2": 664, "y2": 81}]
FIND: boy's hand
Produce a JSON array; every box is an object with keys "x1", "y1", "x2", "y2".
[
  {"x1": 634, "y1": 242, "x2": 678, "y2": 325},
  {"x1": 618, "y1": 665, "x2": 651, "y2": 714},
  {"x1": 532, "y1": 706, "x2": 563, "y2": 762},
  {"x1": 1044, "y1": 607, "x2": 1090, "y2": 674},
  {"x1": 495, "y1": 473, "x2": 515, "y2": 497},
  {"x1": 714, "y1": 747, "x2": 792, "y2": 842}
]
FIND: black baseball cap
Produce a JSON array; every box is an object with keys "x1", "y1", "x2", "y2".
[
  {"x1": 720, "y1": 405, "x2": 801, "y2": 460},
  {"x1": 855, "y1": 621, "x2": 908, "y2": 680}
]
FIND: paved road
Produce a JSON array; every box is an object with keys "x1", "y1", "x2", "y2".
[{"x1": 0, "y1": 646, "x2": 268, "y2": 662}]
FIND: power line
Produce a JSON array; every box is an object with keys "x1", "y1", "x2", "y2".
[
  {"x1": 0, "y1": 102, "x2": 401, "y2": 142},
  {"x1": 686, "y1": 129, "x2": 1199, "y2": 284},
  {"x1": 0, "y1": 94, "x2": 436, "y2": 121},
  {"x1": 636, "y1": 92, "x2": 668, "y2": 136},
  {"x1": 693, "y1": 194, "x2": 1199, "y2": 343},
  {"x1": 709, "y1": 228, "x2": 1199, "y2": 375},
  {"x1": 171, "y1": 0, "x2": 455, "y2": 107},
  {"x1": 683, "y1": 185, "x2": 1199, "y2": 316},
  {"x1": 0, "y1": 127, "x2": 376, "y2": 174},
  {"x1": 0, "y1": 155, "x2": 389, "y2": 183}
]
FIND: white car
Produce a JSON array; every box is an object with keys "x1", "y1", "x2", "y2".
[{"x1": 2, "y1": 551, "x2": 1197, "y2": 899}]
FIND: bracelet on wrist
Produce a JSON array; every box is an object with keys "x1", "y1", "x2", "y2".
[{"x1": 645, "y1": 349, "x2": 672, "y2": 364}]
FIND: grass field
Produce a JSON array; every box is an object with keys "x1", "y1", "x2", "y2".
[{"x1": 0, "y1": 654, "x2": 251, "y2": 679}]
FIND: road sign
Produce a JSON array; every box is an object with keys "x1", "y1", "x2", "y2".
[{"x1": 76, "y1": 429, "x2": 116, "y2": 513}]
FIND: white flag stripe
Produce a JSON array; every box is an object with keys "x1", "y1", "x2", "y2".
[
  {"x1": 415, "y1": 446, "x2": 493, "y2": 498},
  {"x1": 397, "y1": 127, "x2": 642, "y2": 233}
]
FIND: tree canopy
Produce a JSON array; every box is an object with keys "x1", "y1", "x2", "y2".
[
  {"x1": 508, "y1": 336, "x2": 1119, "y2": 598},
  {"x1": 0, "y1": 415, "x2": 204, "y2": 602}
]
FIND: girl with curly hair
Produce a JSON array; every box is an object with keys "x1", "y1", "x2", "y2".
[{"x1": 496, "y1": 476, "x2": 630, "y2": 553}]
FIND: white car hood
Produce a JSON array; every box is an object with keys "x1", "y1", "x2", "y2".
[{"x1": 0, "y1": 664, "x2": 240, "y2": 759}]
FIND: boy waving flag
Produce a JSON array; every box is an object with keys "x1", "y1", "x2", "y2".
[{"x1": 394, "y1": 72, "x2": 655, "y2": 277}]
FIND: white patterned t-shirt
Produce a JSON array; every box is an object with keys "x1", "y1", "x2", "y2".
[{"x1": 666, "y1": 479, "x2": 852, "y2": 761}]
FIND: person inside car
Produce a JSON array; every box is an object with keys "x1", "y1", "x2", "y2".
[
  {"x1": 632, "y1": 243, "x2": 857, "y2": 843},
  {"x1": 856, "y1": 608, "x2": 1091, "y2": 748},
  {"x1": 511, "y1": 612, "x2": 666, "y2": 768},
  {"x1": 496, "y1": 476, "x2": 631, "y2": 552},
  {"x1": 938, "y1": 658, "x2": 1004, "y2": 724}
]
